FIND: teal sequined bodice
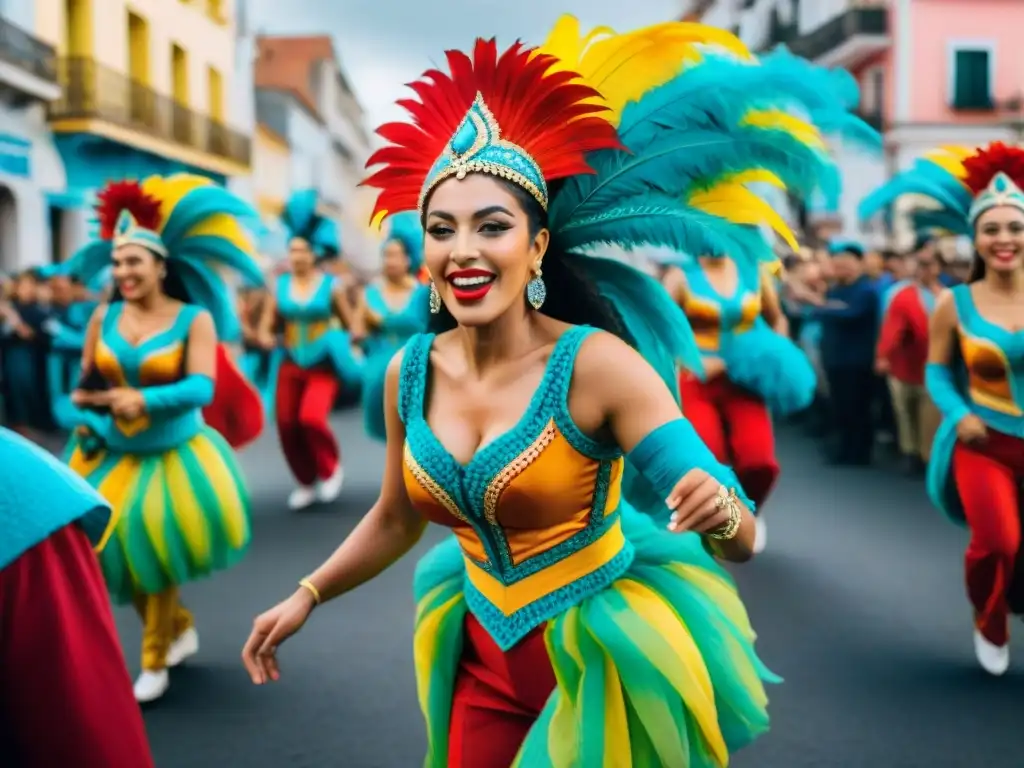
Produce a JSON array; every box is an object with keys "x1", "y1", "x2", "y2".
[
  {"x1": 92, "y1": 302, "x2": 204, "y2": 453},
  {"x1": 682, "y1": 259, "x2": 762, "y2": 357},
  {"x1": 363, "y1": 282, "x2": 427, "y2": 355},
  {"x1": 953, "y1": 284, "x2": 1024, "y2": 436},
  {"x1": 400, "y1": 326, "x2": 634, "y2": 650},
  {"x1": 276, "y1": 273, "x2": 337, "y2": 367}
]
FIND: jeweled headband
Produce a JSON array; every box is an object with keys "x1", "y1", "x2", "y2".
[
  {"x1": 418, "y1": 94, "x2": 548, "y2": 214},
  {"x1": 968, "y1": 171, "x2": 1024, "y2": 225},
  {"x1": 112, "y1": 209, "x2": 168, "y2": 258}
]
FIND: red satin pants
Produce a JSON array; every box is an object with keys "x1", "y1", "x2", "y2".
[
  {"x1": 953, "y1": 430, "x2": 1024, "y2": 646},
  {"x1": 679, "y1": 372, "x2": 780, "y2": 507},
  {"x1": 447, "y1": 614, "x2": 556, "y2": 768},
  {"x1": 0, "y1": 524, "x2": 155, "y2": 768},
  {"x1": 275, "y1": 360, "x2": 340, "y2": 485}
]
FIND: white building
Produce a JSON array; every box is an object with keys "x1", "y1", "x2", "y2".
[{"x1": 0, "y1": 0, "x2": 64, "y2": 272}]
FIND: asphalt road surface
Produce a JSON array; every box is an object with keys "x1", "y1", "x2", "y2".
[{"x1": 112, "y1": 411, "x2": 1023, "y2": 768}]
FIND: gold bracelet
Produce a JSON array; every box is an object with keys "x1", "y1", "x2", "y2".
[
  {"x1": 706, "y1": 486, "x2": 742, "y2": 541},
  {"x1": 298, "y1": 578, "x2": 322, "y2": 605}
]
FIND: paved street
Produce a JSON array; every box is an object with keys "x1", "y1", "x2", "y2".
[{"x1": 114, "y1": 411, "x2": 1024, "y2": 768}]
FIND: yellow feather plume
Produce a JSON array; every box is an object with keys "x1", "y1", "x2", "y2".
[
  {"x1": 536, "y1": 15, "x2": 752, "y2": 124},
  {"x1": 687, "y1": 181, "x2": 799, "y2": 252},
  {"x1": 922, "y1": 147, "x2": 969, "y2": 179},
  {"x1": 141, "y1": 174, "x2": 255, "y2": 255},
  {"x1": 741, "y1": 109, "x2": 827, "y2": 150}
]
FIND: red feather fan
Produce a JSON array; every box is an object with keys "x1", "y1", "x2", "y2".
[
  {"x1": 962, "y1": 142, "x2": 1024, "y2": 196},
  {"x1": 95, "y1": 181, "x2": 163, "y2": 240},
  {"x1": 361, "y1": 38, "x2": 623, "y2": 221}
]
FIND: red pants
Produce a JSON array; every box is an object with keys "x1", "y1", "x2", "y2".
[
  {"x1": 448, "y1": 614, "x2": 556, "y2": 768},
  {"x1": 0, "y1": 524, "x2": 154, "y2": 768},
  {"x1": 203, "y1": 344, "x2": 265, "y2": 449},
  {"x1": 953, "y1": 430, "x2": 1024, "y2": 646},
  {"x1": 275, "y1": 359, "x2": 340, "y2": 485},
  {"x1": 679, "y1": 373, "x2": 780, "y2": 507}
]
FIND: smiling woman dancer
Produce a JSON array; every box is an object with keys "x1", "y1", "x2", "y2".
[
  {"x1": 242, "y1": 19, "x2": 795, "y2": 767},
  {"x1": 62, "y1": 175, "x2": 262, "y2": 703},
  {"x1": 863, "y1": 143, "x2": 1024, "y2": 676},
  {"x1": 257, "y1": 189, "x2": 363, "y2": 510}
]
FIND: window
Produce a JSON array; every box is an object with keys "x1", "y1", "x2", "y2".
[
  {"x1": 951, "y1": 46, "x2": 994, "y2": 110},
  {"x1": 207, "y1": 66, "x2": 223, "y2": 122}
]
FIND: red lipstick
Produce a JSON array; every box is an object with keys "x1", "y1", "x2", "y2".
[{"x1": 446, "y1": 268, "x2": 496, "y2": 303}]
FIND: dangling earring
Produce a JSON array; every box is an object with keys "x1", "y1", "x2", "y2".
[
  {"x1": 428, "y1": 280, "x2": 441, "y2": 314},
  {"x1": 526, "y1": 265, "x2": 546, "y2": 310}
]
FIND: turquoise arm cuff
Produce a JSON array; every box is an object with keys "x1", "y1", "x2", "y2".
[
  {"x1": 141, "y1": 374, "x2": 214, "y2": 414},
  {"x1": 925, "y1": 362, "x2": 970, "y2": 425},
  {"x1": 626, "y1": 418, "x2": 754, "y2": 526}
]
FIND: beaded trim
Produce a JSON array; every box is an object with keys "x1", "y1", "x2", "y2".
[
  {"x1": 403, "y1": 442, "x2": 469, "y2": 524},
  {"x1": 482, "y1": 418, "x2": 558, "y2": 525}
]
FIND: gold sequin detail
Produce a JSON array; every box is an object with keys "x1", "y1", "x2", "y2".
[
  {"x1": 482, "y1": 419, "x2": 559, "y2": 525},
  {"x1": 403, "y1": 442, "x2": 468, "y2": 522}
]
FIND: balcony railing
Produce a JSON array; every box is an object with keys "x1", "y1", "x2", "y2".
[
  {"x1": 765, "y1": 7, "x2": 888, "y2": 61},
  {"x1": 49, "y1": 57, "x2": 251, "y2": 167},
  {"x1": 0, "y1": 15, "x2": 58, "y2": 84}
]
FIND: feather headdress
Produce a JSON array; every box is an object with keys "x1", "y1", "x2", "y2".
[
  {"x1": 859, "y1": 142, "x2": 1024, "y2": 236},
  {"x1": 361, "y1": 16, "x2": 854, "y2": 383},
  {"x1": 61, "y1": 175, "x2": 264, "y2": 340},
  {"x1": 280, "y1": 189, "x2": 341, "y2": 259}
]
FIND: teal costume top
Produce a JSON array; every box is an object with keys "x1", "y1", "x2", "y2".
[
  {"x1": 927, "y1": 284, "x2": 1024, "y2": 524},
  {"x1": 0, "y1": 427, "x2": 110, "y2": 570},
  {"x1": 360, "y1": 281, "x2": 429, "y2": 441},
  {"x1": 65, "y1": 302, "x2": 251, "y2": 603},
  {"x1": 682, "y1": 259, "x2": 816, "y2": 415},
  {"x1": 404, "y1": 326, "x2": 776, "y2": 766},
  {"x1": 275, "y1": 273, "x2": 362, "y2": 388}
]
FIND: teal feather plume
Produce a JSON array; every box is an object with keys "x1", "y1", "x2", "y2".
[
  {"x1": 160, "y1": 186, "x2": 259, "y2": 247},
  {"x1": 281, "y1": 189, "x2": 319, "y2": 239},
  {"x1": 177, "y1": 236, "x2": 264, "y2": 288},
  {"x1": 576, "y1": 256, "x2": 703, "y2": 395},
  {"x1": 175, "y1": 256, "x2": 240, "y2": 342},
  {"x1": 61, "y1": 242, "x2": 112, "y2": 287},
  {"x1": 553, "y1": 191, "x2": 771, "y2": 260},
  {"x1": 910, "y1": 208, "x2": 970, "y2": 236}
]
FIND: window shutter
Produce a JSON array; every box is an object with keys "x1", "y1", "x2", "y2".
[{"x1": 953, "y1": 49, "x2": 993, "y2": 110}]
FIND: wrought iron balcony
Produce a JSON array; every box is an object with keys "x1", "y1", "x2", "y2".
[
  {"x1": 765, "y1": 7, "x2": 888, "y2": 64},
  {"x1": 49, "y1": 57, "x2": 251, "y2": 167},
  {"x1": 0, "y1": 15, "x2": 60, "y2": 102}
]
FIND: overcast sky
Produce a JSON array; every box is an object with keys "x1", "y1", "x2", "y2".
[{"x1": 246, "y1": 0, "x2": 684, "y2": 130}]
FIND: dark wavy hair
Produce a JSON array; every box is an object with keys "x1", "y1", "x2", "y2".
[{"x1": 420, "y1": 177, "x2": 635, "y2": 345}]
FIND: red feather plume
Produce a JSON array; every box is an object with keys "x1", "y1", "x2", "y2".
[
  {"x1": 95, "y1": 181, "x2": 164, "y2": 240},
  {"x1": 361, "y1": 38, "x2": 623, "y2": 221},
  {"x1": 962, "y1": 141, "x2": 1024, "y2": 196}
]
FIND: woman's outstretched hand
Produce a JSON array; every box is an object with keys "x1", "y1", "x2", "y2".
[{"x1": 241, "y1": 589, "x2": 317, "y2": 684}]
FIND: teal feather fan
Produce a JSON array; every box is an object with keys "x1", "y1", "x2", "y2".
[{"x1": 858, "y1": 157, "x2": 972, "y2": 237}]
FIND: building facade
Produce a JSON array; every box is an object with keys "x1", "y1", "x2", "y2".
[
  {"x1": 686, "y1": 0, "x2": 1024, "y2": 247},
  {"x1": 33, "y1": 0, "x2": 252, "y2": 260},
  {"x1": 253, "y1": 35, "x2": 374, "y2": 270},
  {"x1": 0, "y1": 0, "x2": 64, "y2": 271}
]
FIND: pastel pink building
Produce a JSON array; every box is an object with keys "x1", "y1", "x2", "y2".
[{"x1": 685, "y1": 0, "x2": 1024, "y2": 244}]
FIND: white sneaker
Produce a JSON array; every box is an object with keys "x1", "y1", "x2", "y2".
[
  {"x1": 752, "y1": 517, "x2": 767, "y2": 555},
  {"x1": 973, "y1": 629, "x2": 1010, "y2": 676},
  {"x1": 167, "y1": 627, "x2": 199, "y2": 668},
  {"x1": 288, "y1": 485, "x2": 317, "y2": 510},
  {"x1": 316, "y1": 466, "x2": 345, "y2": 503},
  {"x1": 133, "y1": 669, "x2": 169, "y2": 703}
]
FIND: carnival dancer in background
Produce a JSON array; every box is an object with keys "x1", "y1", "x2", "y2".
[
  {"x1": 874, "y1": 234, "x2": 944, "y2": 472},
  {"x1": 236, "y1": 17, "x2": 874, "y2": 766},
  {"x1": 357, "y1": 211, "x2": 429, "y2": 441},
  {"x1": 0, "y1": 427, "x2": 155, "y2": 767},
  {"x1": 655, "y1": 47, "x2": 879, "y2": 552},
  {"x1": 238, "y1": 283, "x2": 279, "y2": 418},
  {"x1": 922, "y1": 143, "x2": 1024, "y2": 677},
  {"x1": 256, "y1": 189, "x2": 364, "y2": 510},
  {"x1": 44, "y1": 269, "x2": 101, "y2": 431},
  {"x1": 61, "y1": 175, "x2": 263, "y2": 703}
]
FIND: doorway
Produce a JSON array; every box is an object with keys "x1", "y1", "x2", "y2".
[{"x1": 0, "y1": 185, "x2": 17, "y2": 273}]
